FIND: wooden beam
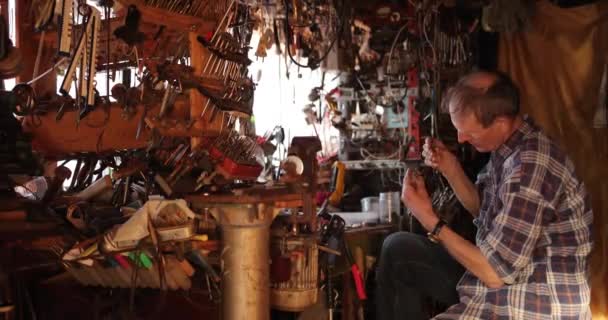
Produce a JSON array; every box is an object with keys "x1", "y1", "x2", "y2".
[
  {"x1": 115, "y1": 0, "x2": 217, "y2": 35},
  {"x1": 22, "y1": 94, "x2": 227, "y2": 157},
  {"x1": 22, "y1": 103, "x2": 153, "y2": 156}
]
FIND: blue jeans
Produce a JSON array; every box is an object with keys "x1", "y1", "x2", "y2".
[{"x1": 375, "y1": 232, "x2": 464, "y2": 320}]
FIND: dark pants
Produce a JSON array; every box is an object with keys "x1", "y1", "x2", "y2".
[{"x1": 375, "y1": 232, "x2": 465, "y2": 320}]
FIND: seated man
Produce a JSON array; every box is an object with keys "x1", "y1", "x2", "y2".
[{"x1": 375, "y1": 71, "x2": 593, "y2": 319}]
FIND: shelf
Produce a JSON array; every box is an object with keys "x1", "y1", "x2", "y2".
[
  {"x1": 115, "y1": 0, "x2": 217, "y2": 35},
  {"x1": 341, "y1": 159, "x2": 410, "y2": 170}
]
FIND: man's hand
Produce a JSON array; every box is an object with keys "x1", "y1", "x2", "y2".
[
  {"x1": 402, "y1": 169, "x2": 438, "y2": 231},
  {"x1": 422, "y1": 137, "x2": 458, "y2": 176},
  {"x1": 422, "y1": 137, "x2": 481, "y2": 217}
]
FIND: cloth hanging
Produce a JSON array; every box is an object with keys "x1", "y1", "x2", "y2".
[{"x1": 498, "y1": 0, "x2": 608, "y2": 317}]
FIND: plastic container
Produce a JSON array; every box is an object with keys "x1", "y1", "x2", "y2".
[
  {"x1": 379, "y1": 192, "x2": 400, "y2": 224},
  {"x1": 360, "y1": 197, "x2": 379, "y2": 214}
]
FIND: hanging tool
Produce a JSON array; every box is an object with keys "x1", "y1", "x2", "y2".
[
  {"x1": 158, "y1": 82, "x2": 173, "y2": 118},
  {"x1": 82, "y1": 9, "x2": 101, "y2": 116},
  {"x1": 59, "y1": 5, "x2": 101, "y2": 120},
  {"x1": 136, "y1": 103, "x2": 149, "y2": 140},
  {"x1": 57, "y1": 0, "x2": 73, "y2": 56},
  {"x1": 113, "y1": 5, "x2": 145, "y2": 46}
]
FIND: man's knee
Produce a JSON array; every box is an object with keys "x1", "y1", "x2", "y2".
[
  {"x1": 380, "y1": 231, "x2": 430, "y2": 260},
  {"x1": 377, "y1": 232, "x2": 430, "y2": 284}
]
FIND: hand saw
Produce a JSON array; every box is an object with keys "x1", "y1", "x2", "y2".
[
  {"x1": 58, "y1": 6, "x2": 101, "y2": 119},
  {"x1": 57, "y1": 0, "x2": 73, "y2": 56}
]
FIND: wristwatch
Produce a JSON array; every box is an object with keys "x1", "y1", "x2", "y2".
[{"x1": 427, "y1": 219, "x2": 447, "y2": 243}]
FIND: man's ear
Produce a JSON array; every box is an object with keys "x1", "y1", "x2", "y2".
[{"x1": 493, "y1": 116, "x2": 510, "y2": 130}]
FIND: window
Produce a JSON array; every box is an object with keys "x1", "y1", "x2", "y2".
[{"x1": 248, "y1": 31, "x2": 340, "y2": 156}]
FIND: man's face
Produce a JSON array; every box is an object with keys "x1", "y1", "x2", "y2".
[{"x1": 449, "y1": 108, "x2": 504, "y2": 152}]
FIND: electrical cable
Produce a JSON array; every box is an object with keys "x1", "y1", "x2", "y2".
[
  {"x1": 27, "y1": 58, "x2": 67, "y2": 85},
  {"x1": 282, "y1": 0, "x2": 344, "y2": 69},
  {"x1": 386, "y1": 20, "x2": 412, "y2": 76}
]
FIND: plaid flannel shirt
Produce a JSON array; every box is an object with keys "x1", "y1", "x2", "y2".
[{"x1": 435, "y1": 118, "x2": 593, "y2": 320}]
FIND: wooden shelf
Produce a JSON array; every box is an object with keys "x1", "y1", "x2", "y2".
[
  {"x1": 145, "y1": 114, "x2": 226, "y2": 137},
  {"x1": 115, "y1": 0, "x2": 217, "y2": 35},
  {"x1": 187, "y1": 185, "x2": 307, "y2": 206}
]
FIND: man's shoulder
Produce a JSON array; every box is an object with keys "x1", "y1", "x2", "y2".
[
  {"x1": 517, "y1": 126, "x2": 585, "y2": 194},
  {"x1": 518, "y1": 126, "x2": 570, "y2": 167}
]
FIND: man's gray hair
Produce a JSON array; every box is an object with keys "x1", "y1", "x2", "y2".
[{"x1": 442, "y1": 71, "x2": 520, "y2": 128}]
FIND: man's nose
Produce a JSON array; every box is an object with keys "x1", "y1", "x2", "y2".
[{"x1": 457, "y1": 132, "x2": 469, "y2": 144}]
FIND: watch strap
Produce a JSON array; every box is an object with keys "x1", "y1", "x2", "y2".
[{"x1": 427, "y1": 219, "x2": 447, "y2": 243}]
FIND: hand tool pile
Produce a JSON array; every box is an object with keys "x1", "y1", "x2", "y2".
[
  {"x1": 195, "y1": 0, "x2": 255, "y2": 128},
  {"x1": 5, "y1": 0, "x2": 338, "y2": 307},
  {"x1": 59, "y1": 198, "x2": 220, "y2": 294}
]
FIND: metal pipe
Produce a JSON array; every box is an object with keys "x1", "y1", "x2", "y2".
[{"x1": 207, "y1": 203, "x2": 279, "y2": 320}]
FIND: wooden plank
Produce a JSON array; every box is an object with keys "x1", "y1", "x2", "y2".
[
  {"x1": 0, "y1": 222, "x2": 60, "y2": 240},
  {"x1": 145, "y1": 117, "x2": 222, "y2": 137},
  {"x1": 21, "y1": 94, "x2": 227, "y2": 156},
  {"x1": 187, "y1": 187, "x2": 305, "y2": 205},
  {"x1": 22, "y1": 103, "x2": 153, "y2": 156}
]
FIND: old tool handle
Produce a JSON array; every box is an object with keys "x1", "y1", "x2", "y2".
[
  {"x1": 340, "y1": 234, "x2": 366, "y2": 300},
  {"x1": 112, "y1": 161, "x2": 146, "y2": 180},
  {"x1": 350, "y1": 264, "x2": 367, "y2": 300},
  {"x1": 74, "y1": 175, "x2": 112, "y2": 201},
  {"x1": 328, "y1": 161, "x2": 345, "y2": 206}
]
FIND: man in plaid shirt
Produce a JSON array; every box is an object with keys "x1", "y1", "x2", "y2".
[{"x1": 376, "y1": 71, "x2": 593, "y2": 319}]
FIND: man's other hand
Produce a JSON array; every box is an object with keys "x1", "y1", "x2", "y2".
[{"x1": 402, "y1": 169, "x2": 437, "y2": 231}]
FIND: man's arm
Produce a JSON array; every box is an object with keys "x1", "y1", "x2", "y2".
[
  {"x1": 403, "y1": 169, "x2": 501, "y2": 287},
  {"x1": 421, "y1": 212, "x2": 504, "y2": 288},
  {"x1": 438, "y1": 223, "x2": 504, "y2": 288},
  {"x1": 441, "y1": 162, "x2": 480, "y2": 217}
]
